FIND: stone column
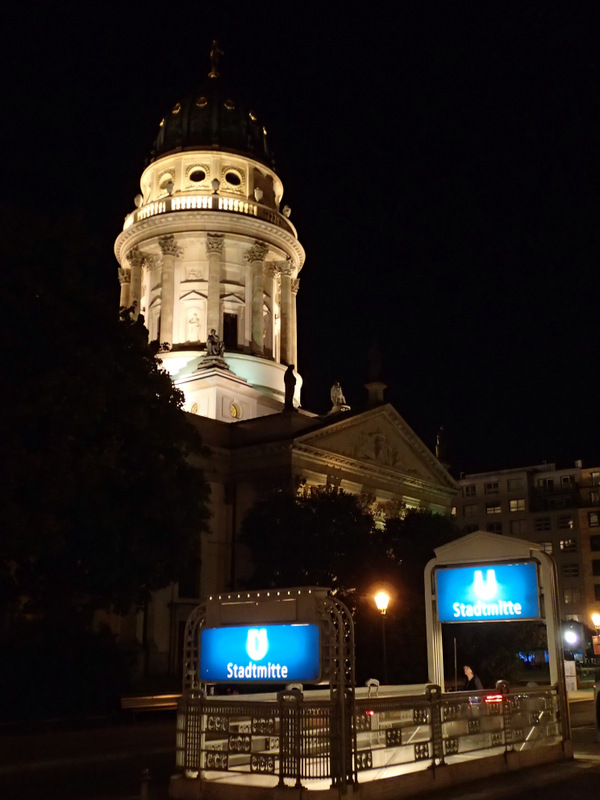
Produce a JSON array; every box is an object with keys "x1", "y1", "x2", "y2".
[
  {"x1": 206, "y1": 233, "x2": 224, "y2": 336},
  {"x1": 126, "y1": 246, "x2": 144, "y2": 319},
  {"x1": 263, "y1": 263, "x2": 278, "y2": 358},
  {"x1": 280, "y1": 259, "x2": 294, "y2": 365},
  {"x1": 118, "y1": 267, "x2": 131, "y2": 310},
  {"x1": 245, "y1": 241, "x2": 269, "y2": 355},
  {"x1": 291, "y1": 276, "x2": 300, "y2": 369},
  {"x1": 158, "y1": 235, "x2": 183, "y2": 347}
]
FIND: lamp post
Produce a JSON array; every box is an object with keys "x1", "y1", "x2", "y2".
[{"x1": 374, "y1": 591, "x2": 390, "y2": 685}]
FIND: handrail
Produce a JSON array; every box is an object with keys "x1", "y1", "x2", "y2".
[{"x1": 123, "y1": 194, "x2": 296, "y2": 236}]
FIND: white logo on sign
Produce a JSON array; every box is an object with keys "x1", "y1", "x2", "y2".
[
  {"x1": 473, "y1": 569, "x2": 498, "y2": 601},
  {"x1": 246, "y1": 628, "x2": 268, "y2": 660}
]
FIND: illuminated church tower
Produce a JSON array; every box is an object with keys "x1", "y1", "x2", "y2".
[{"x1": 114, "y1": 45, "x2": 304, "y2": 421}]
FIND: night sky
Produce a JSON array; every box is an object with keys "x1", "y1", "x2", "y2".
[{"x1": 6, "y1": 3, "x2": 599, "y2": 474}]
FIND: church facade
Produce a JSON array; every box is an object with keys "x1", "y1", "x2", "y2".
[{"x1": 113, "y1": 50, "x2": 458, "y2": 677}]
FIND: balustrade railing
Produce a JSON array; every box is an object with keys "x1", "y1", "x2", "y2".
[
  {"x1": 123, "y1": 194, "x2": 295, "y2": 235},
  {"x1": 174, "y1": 684, "x2": 563, "y2": 790}
]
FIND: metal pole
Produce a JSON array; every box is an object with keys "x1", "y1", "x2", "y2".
[{"x1": 381, "y1": 614, "x2": 388, "y2": 685}]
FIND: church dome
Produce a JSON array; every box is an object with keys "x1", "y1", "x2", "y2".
[{"x1": 150, "y1": 54, "x2": 274, "y2": 168}]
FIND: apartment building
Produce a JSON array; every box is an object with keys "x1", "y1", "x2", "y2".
[{"x1": 452, "y1": 462, "x2": 600, "y2": 626}]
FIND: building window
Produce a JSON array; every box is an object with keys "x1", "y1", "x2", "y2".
[
  {"x1": 589, "y1": 512, "x2": 600, "y2": 527},
  {"x1": 509, "y1": 498, "x2": 525, "y2": 512},
  {"x1": 462, "y1": 485, "x2": 476, "y2": 497},
  {"x1": 486, "y1": 503, "x2": 501, "y2": 515},
  {"x1": 560, "y1": 475, "x2": 574, "y2": 487},
  {"x1": 462, "y1": 524, "x2": 478, "y2": 534},
  {"x1": 559, "y1": 539, "x2": 577, "y2": 552},
  {"x1": 595, "y1": 584, "x2": 600, "y2": 601},
  {"x1": 534, "y1": 517, "x2": 551, "y2": 531},
  {"x1": 591, "y1": 472, "x2": 600, "y2": 486},
  {"x1": 485, "y1": 481, "x2": 499, "y2": 494},
  {"x1": 561, "y1": 564, "x2": 580, "y2": 577},
  {"x1": 510, "y1": 519, "x2": 528, "y2": 535},
  {"x1": 507, "y1": 477, "x2": 524, "y2": 491},
  {"x1": 558, "y1": 516, "x2": 573, "y2": 529},
  {"x1": 590, "y1": 491, "x2": 600, "y2": 505},
  {"x1": 592, "y1": 560, "x2": 600, "y2": 577},
  {"x1": 486, "y1": 522, "x2": 503, "y2": 534},
  {"x1": 463, "y1": 504, "x2": 478, "y2": 517},
  {"x1": 537, "y1": 478, "x2": 554, "y2": 492},
  {"x1": 563, "y1": 588, "x2": 581, "y2": 604},
  {"x1": 590, "y1": 535, "x2": 600, "y2": 552},
  {"x1": 451, "y1": 506, "x2": 457, "y2": 516},
  {"x1": 539, "y1": 541, "x2": 553, "y2": 554}
]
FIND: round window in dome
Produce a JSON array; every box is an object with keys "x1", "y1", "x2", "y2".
[
  {"x1": 224, "y1": 99, "x2": 235, "y2": 111},
  {"x1": 189, "y1": 169, "x2": 206, "y2": 183},
  {"x1": 196, "y1": 96, "x2": 208, "y2": 108},
  {"x1": 172, "y1": 102, "x2": 181, "y2": 115},
  {"x1": 225, "y1": 171, "x2": 242, "y2": 186}
]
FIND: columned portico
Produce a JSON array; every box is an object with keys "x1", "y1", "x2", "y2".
[
  {"x1": 206, "y1": 233, "x2": 223, "y2": 336},
  {"x1": 280, "y1": 261, "x2": 293, "y2": 365},
  {"x1": 245, "y1": 240, "x2": 269, "y2": 356},
  {"x1": 126, "y1": 246, "x2": 144, "y2": 318},
  {"x1": 158, "y1": 234, "x2": 183, "y2": 347}
]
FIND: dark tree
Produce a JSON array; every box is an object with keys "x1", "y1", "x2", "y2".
[
  {"x1": 240, "y1": 488, "x2": 460, "y2": 685},
  {"x1": 0, "y1": 209, "x2": 210, "y2": 717}
]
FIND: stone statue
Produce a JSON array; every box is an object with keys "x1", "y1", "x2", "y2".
[
  {"x1": 283, "y1": 364, "x2": 297, "y2": 412},
  {"x1": 187, "y1": 312, "x2": 200, "y2": 342},
  {"x1": 330, "y1": 381, "x2": 346, "y2": 406},
  {"x1": 206, "y1": 328, "x2": 225, "y2": 357}
]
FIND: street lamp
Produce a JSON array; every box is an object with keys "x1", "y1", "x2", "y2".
[{"x1": 374, "y1": 591, "x2": 390, "y2": 685}]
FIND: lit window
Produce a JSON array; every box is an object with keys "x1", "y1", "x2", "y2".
[
  {"x1": 591, "y1": 472, "x2": 600, "y2": 486},
  {"x1": 589, "y1": 512, "x2": 600, "y2": 527},
  {"x1": 486, "y1": 522, "x2": 502, "y2": 534},
  {"x1": 510, "y1": 519, "x2": 527, "y2": 535},
  {"x1": 535, "y1": 517, "x2": 551, "y2": 531},
  {"x1": 561, "y1": 564, "x2": 580, "y2": 577},
  {"x1": 558, "y1": 516, "x2": 573, "y2": 529},
  {"x1": 590, "y1": 491, "x2": 600, "y2": 505},
  {"x1": 563, "y1": 588, "x2": 581, "y2": 604},
  {"x1": 463, "y1": 485, "x2": 476, "y2": 497},
  {"x1": 486, "y1": 503, "x2": 501, "y2": 515},
  {"x1": 485, "y1": 481, "x2": 499, "y2": 494},
  {"x1": 559, "y1": 539, "x2": 577, "y2": 552},
  {"x1": 509, "y1": 498, "x2": 525, "y2": 512},
  {"x1": 463, "y1": 504, "x2": 478, "y2": 517}
]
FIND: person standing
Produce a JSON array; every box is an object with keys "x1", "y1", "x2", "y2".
[{"x1": 463, "y1": 665, "x2": 483, "y2": 690}]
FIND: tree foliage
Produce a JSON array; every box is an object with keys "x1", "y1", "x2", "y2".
[
  {"x1": 240, "y1": 488, "x2": 461, "y2": 684},
  {"x1": 1, "y1": 208, "x2": 210, "y2": 623}
]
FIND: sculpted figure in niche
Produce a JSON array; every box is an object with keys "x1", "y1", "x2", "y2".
[
  {"x1": 207, "y1": 328, "x2": 225, "y2": 357},
  {"x1": 187, "y1": 312, "x2": 200, "y2": 341},
  {"x1": 330, "y1": 381, "x2": 346, "y2": 406},
  {"x1": 283, "y1": 364, "x2": 297, "y2": 412}
]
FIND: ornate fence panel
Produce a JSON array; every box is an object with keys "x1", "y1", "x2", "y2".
[{"x1": 174, "y1": 684, "x2": 565, "y2": 789}]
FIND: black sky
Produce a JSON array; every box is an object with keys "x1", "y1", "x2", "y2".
[{"x1": 5, "y1": 3, "x2": 599, "y2": 474}]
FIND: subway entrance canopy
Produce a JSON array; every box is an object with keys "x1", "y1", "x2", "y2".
[{"x1": 424, "y1": 531, "x2": 568, "y2": 693}]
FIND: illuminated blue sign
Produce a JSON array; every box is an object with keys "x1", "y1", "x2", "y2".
[
  {"x1": 199, "y1": 623, "x2": 321, "y2": 682},
  {"x1": 436, "y1": 562, "x2": 540, "y2": 622}
]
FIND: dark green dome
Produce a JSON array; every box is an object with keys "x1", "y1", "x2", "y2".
[{"x1": 150, "y1": 74, "x2": 274, "y2": 168}]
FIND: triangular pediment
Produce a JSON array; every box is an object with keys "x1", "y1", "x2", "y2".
[{"x1": 294, "y1": 404, "x2": 457, "y2": 492}]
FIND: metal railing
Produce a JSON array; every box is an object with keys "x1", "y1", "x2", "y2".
[
  {"x1": 123, "y1": 193, "x2": 296, "y2": 236},
  {"x1": 174, "y1": 683, "x2": 564, "y2": 790}
]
